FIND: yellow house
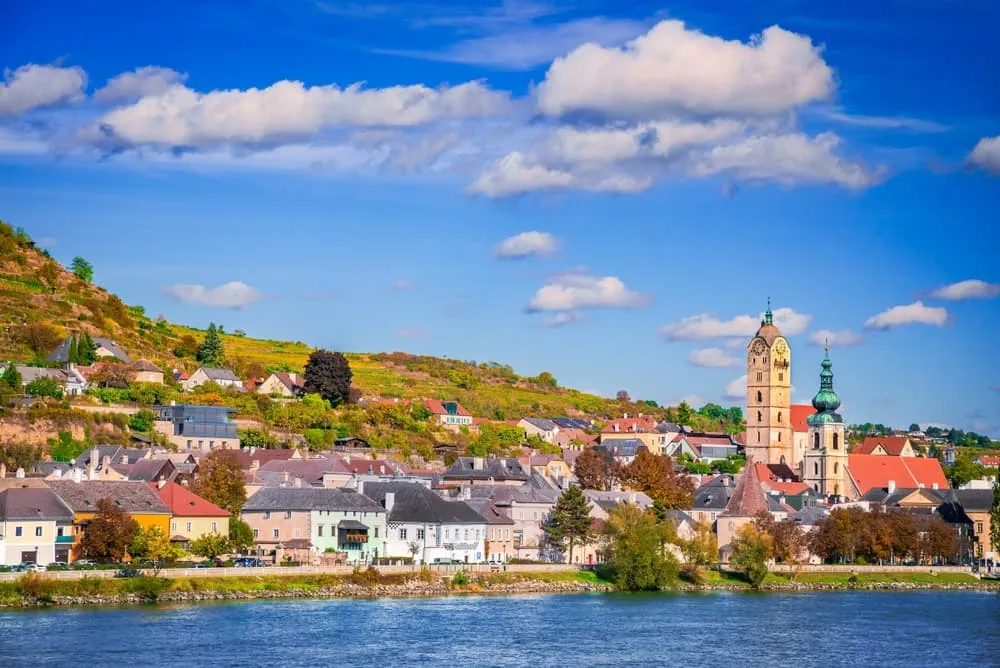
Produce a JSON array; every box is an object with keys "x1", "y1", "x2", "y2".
[
  {"x1": 149, "y1": 480, "x2": 230, "y2": 542},
  {"x1": 47, "y1": 480, "x2": 171, "y2": 561}
]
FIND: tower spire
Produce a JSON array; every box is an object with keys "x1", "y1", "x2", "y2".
[{"x1": 764, "y1": 297, "x2": 773, "y2": 326}]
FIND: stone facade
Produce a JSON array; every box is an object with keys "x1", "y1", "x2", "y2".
[{"x1": 745, "y1": 305, "x2": 793, "y2": 466}]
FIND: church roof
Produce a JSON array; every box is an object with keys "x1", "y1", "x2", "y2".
[{"x1": 721, "y1": 456, "x2": 769, "y2": 517}]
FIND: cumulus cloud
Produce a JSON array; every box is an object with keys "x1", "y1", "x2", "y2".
[
  {"x1": 93, "y1": 66, "x2": 188, "y2": 103},
  {"x1": 494, "y1": 231, "x2": 558, "y2": 259},
  {"x1": 725, "y1": 374, "x2": 748, "y2": 400},
  {"x1": 660, "y1": 307, "x2": 810, "y2": 341},
  {"x1": 0, "y1": 64, "x2": 87, "y2": 116},
  {"x1": 864, "y1": 301, "x2": 948, "y2": 330},
  {"x1": 540, "y1": 311, "x2": 584, "y2": 328},
  {"x1": 85, "y1": 79, "x2": 511, "y2": 148},
  {"x1": 689, "y1": 348, "x2": 740, "y2": 368},
  {"x1": 469, "y1": 150, "x2": 653, "y2": 197},
  {"x1": 929, "y1": 279, "x2": 1000, "y2": 301},
  {"x1": 163, "y1": 281, "x2": 261, "y2": 308},
  {"x1": 527, "y1": 270, "x2": 649, "y2": 312},
  {"x1": 968, "y1": 135, "x2": 1000, "y2": 174},
  {"x1": 809, "y1": 329, "x2": 864, "y2": 347},
  {"x1": 536, "y1": 21, "x2": 834, "y2": 120}
]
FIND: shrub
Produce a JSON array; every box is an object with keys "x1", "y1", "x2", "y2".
[
  {"x1": 451, "y1": 570, "x2": 470, "y2": 587},
  {"x1": 679, "y1": 563, "x2": 706, "y2": 585},
  {"x1": 348, "y1": 566, "x2": 380, "y2": 587}
]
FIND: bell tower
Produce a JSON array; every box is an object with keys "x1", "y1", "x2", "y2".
[
  {"x1": 803, "y1": 344, "x2": 848, "y2": 498},
  {"x1": 746, "y1": 299, "x2": 793, "y2": 466}
]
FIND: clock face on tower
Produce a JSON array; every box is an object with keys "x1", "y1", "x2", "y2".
[
  {"x1": 774, "y1": 340, "x2": 788, "y2": 355},
  {"x1": 750, "y1": 339, "x2": 766, "y2": 355}
]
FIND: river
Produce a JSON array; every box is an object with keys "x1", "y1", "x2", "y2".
[{"x1": 1, "y1": 591, "x2": 997, "y2": 667}]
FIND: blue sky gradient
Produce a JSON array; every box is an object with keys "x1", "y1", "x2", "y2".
[{"x1": 2, "y1": 0, "x2": 998, "y2": 433}]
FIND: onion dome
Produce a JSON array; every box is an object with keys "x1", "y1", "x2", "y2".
[{"x1": 807, "y1": 345, "x2": 843, "y2": 425}]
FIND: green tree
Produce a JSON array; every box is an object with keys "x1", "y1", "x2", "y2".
[
  {"x1": 131, "y1": 526, "x2": 184, "y2": 563},
  {"x1": 81, "y1": 498, "x2": 139, "y2": 562},
  {"x1": 303, "y1": 349, "x2": 353, "y2": 406},
  {"x1": 543, "y1": 485, "x2": 594, "y2": 564},
  {"x1": 730, "y1": 523, "x2": 772, "y2": 589},
  {"x1": 947, "y1": 454, "x2": 985, "y2": 489},
  {"x1": 47, "y1": 431, "x2": 88, "y2": 462},
  {"x1": 681, "y1": 519, "x2": 719, "y2": 566},
  {"x1": 229, "y1": 517, "x2": 254, "y2": 554},
  {"x1": 0, "y1": 442, "x2": 43, "y2": 471},
  {"x1": 128, "y1": 409, "x2": 155, "y2": 433},
  {"x1": 67, "y1": 334, "x2": 79, "y2": 365},
  {"x1": 196, "y1": 322, "x2": 226, "y2": 367},
  {"x1": 1, "y1": 364, "x2": 22, "y2": 392},
  {"x1": 909, "y1": 423, "x2": 921, "y2": 432},
  {"x1": 676, "y1": 401, "x2": 693, "y2": 426},
  {"x1": 25, "y1": 376, "x2": 63, "y2": 399},
  {"x1": 991, "y1": 480, "x2": 1000, "y2": 563},
  {"x1": 70, "y1": 256, "x2": 94, "y2": 283},
  {"x1": 602, "y1": 503, "x2": 678, "y2": 591},
  {"x1": 191, "y1": 450, "x2": 247, "y2": 515},
  {"x1": 78, "y1": 331, "x2": 98, "y2": 365},
  {"x1": 190, "y1": 532, "x2": 232, "y2": 560}
]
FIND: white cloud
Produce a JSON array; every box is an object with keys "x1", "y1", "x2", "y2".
[
  {"x1": 537, "y1": 21, "x2": 834, "y2": 120},
  {"x1": 864, "y1": 301, "x2": 948, "y2": 330},
  {"x1": 660, "y1": 307, "x2": 810, "y2": 341},
  {"x1": 968, "y1": 135, "x2": 1000, "y2": 174},
  {"x1": 929, "y1": 279, "x2": 1000, "y2": 301},
  {"x1": 469, "y1": 150, "x2": 653, "y2": 197},
  {"x1": 809, "y1": 329, "x2": 864, "y2": 347},
  {"x1": 494, "y1": 231, "x2": 558, "y2": 259},
  {"x1": 540, "y1": 311, "x2": 584, "y2": 328},
  {"x1": 689, "y1": 348, "x2": 740, "y2": 368},
  {"x1": 163, "y1": 281, "x2": 261, "y2": 308},
  {"x1": 527, "y1": 270, "x2": 649, "y2": 312},
  {"x1": 93, "y1": 66, "x2": 188, "y2": 103},
  {"x1": 815, "y1": 109, "x2": 947, "y2": 133},
  {"x1": 689, "y1": 132, "x2": 882, "y2": 189},
  {"x1": 0, "y1": 64, "x2": 87, "y2": 116},
  {"x1": 725, "y1": 374, "x2": 748, "y2": 400},
  {"x1": 85, "y1": 79, "x2": 511, "y2": 147}
]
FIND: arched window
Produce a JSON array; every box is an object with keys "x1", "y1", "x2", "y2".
[
  {"x1": 814, "y1": 433, "x2": 820, "y2": 449},
  {"x1": 778, "y1": 432, "x2": 781, "y2": 442},
  {"x1": 757, "y1": 431, "x2": 761, "y2": 443},
  {"x1": 756, "y1": 390, "x2": 762, "y2": 403},
  {"x1": 777, "y1": 412, "x2": 783, "y2": 423},
  {"x1": 833, "y1": 433, "x2": 839, "y2": 450},
  {"x1": 757, "y1": 411, "x2": 762, "y2": 423},
  {"x1": 780, "y1": 455, "x2": 786, "y2": 465},
  {"x1": 813, "y1": 462, "x2": 819, "y2": 476},
  {"x1": 834, "y1": 462, "x2": 839, "y2": 474}
]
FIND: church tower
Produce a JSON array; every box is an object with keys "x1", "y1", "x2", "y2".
[
  {"x1": 802, "y1": 345, "x2": 849, "y2": 498},
  {"x1": 745, "y1": 300, "x2": 793, "y2": 466}
]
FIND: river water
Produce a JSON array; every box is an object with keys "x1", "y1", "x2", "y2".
[{"x1": 1, "y1": 591, "x2": 998, "y2": 667}]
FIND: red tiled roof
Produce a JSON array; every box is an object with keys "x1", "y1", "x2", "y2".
[
  {"x1": 338, "y1": 458, "x2": 404, "y2": 475},
  {"x1": 978, "y1": 456, "x2": 1000, "y2": 467},
  {"x1": 856, "y1": 437, "x2": 911, "y2": 456},
  {"x1": 148, "y1": 481, "x2": 230, "y2": 517},
  {"x1": 755, "y1": 463, "x2": 810, "y2": 495},
  {"x1": 847, "y1": 454, "x2": 949, "y2": 495},
  {"x1": 789, "y1": 404, "x2": 816, "y2": 433},
  {"x1": 423, "y1": 399, "x2": 472, "y2": 417},
  {"x1": 723, "y1": 456, "x2": 769, "y2": 517},
  {"x1": 601, "y1": 416, "x2": 657, "y2": 434}
]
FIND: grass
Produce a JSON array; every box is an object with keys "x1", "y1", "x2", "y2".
[{"x1": 699, "y1": 569, "x2": 982, "y2": 588}]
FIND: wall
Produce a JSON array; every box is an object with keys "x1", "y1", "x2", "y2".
[
  {"x1": 242, "y1": 509, "x2": 310, "y2": 545},
  {"x1": 170, "y1": 516, "x2": 227, "y2": 542}
]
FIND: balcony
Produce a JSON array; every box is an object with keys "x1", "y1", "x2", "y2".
[{"x1": 56, "y1": 535, "x2": 76, "y2": 543}]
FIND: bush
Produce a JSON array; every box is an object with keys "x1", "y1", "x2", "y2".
[
  {"x1": 25, "y1": 377, "x2": 63, "y2": 399},
  {"x1": 128, "y1": 409, "x2": 155, "y2": 432},
  {"x1": 679, "y1": 563, "x2": 706, "y2": 585},
  {"x1": 348, "y1": 566, "x2": 380, "y2": 587},
  {"x1": 451, "y1": 570, "x2": 470, "y2": 587}
]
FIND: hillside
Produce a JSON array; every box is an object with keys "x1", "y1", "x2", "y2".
[{"x1": 0, "y1": 222, "x2": 741, "y2": 433}]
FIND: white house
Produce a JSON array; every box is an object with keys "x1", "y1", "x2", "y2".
[
  {"x1": 182, "y1": 367, "x2": 244, "y2": 392},
  {"x1": 256, "y1": 372, "x2": 304, "y2": 397},
  {"x1": 13, "y1": 365, "x2": 88, "y2": 397},
  {"x1": 518, "y1": 418, "x2": 560, "y2": 443}
]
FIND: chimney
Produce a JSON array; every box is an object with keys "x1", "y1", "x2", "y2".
[
  {"x1": 72, "y1": 468, "x2": 83, "y2": 483},
  {"x1": 15, "y1": 467, "x2": 25, "y2": 479},
  {"x1": 344, "y1": 453, "x2": 351, "y2": 464},
  {"x1": 293, "y1": 478, "x2": 303, "y2": 488},
  {"x1": 53, "y1": 469, "x2": 63, "y2": 479},
  {"x1": 462, "y1": 485, "x2": 471, "y2": 501},
  {"x1": 887, "y1": 479, "x2": 896, "y2": 493},
  {"x1": 249, "y1": 446, "x2": 256, "y2": 455},
  {"x1": 473, "y1": 457, "x2": 484, "y2": 470},
  {"x1": 385, "y1": 492, "x2": 395, "y2": 513},
  {"x1": 87, "y1": 447, "x2": 98, "y2": 479},
  {"x1": 102, "y1": 455, "x2": 112, "y2": 471},
  {"x1": 282, "y1": 471, "x2": 290, "y2": 484},
  {"x1": 932, "y1": 483, "x2": 939, "y2": 490},
  {"x1": 250, "y1": 460, "x2": 260, "y2": 474},
  {"x1": 157, "y1": 477, "x2": 167, "y2": 489}
]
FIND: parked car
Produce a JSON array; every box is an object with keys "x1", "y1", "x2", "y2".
[
  {"x1": 24, "y1": 563, "x2": 47, "y2": 573},
  {"x1": 432, "y1": 558, "x2": 459, "y2": 565},
  {"x1": 233, "y1": 557, "x2": 262, "y2": 567},
  {"x1": 73, "y1": 559, "x2": 95, "y2": 568}
]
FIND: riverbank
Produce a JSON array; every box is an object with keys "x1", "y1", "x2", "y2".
[{"x1": 2, "y1": 570, "x2": 997, "y2": 608}]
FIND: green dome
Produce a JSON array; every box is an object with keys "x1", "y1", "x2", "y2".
[{"x1": 809, "y1": 349, "x2": 843, "y2": 420}]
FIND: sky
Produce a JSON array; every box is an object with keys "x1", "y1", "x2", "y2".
[{"x1": 1, "y1": 0, "x2": 998, "y2": 434}]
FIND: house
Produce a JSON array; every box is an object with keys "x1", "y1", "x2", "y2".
[
  {"x1": 518, "y1": 418, "x2": 560, "y2": 443},
  {"x1": 860, "y1": 486, "x2": 975, "y2": 557},
  {"x1": 600, "y1": 415, "x2": 666, "y2": 453},
  {"x1": 112, "y1": 458, "x2": 176, "y2": 483},
  {"x1": 0, "y1": 487, "x2": 75, "y2": 565},
  {"x1": 242, "y1": 487, "x2": 386, "y2": 564},
  {"x1": 333, "y1": 437, "x2": 371, "y2": 450},
  {"x1": 594, "y1": 439, "x2": 644, "y2": 465},
  {"x1": 442, "y1": 457, "x2": 530, "y2": 486},
  {"x1": 48, "y1": 336, "x2": 132, "y2": 364},
  {"x1": 954, "y1": 489, "x2": 995, "y2": 561},
  {"x1": 361, "y1": 481, "x2": 487, "y2": 564},
  {"x1": 550, "y1": 417, "x2": 594, "y2": 431},
  {"x1": 689, "y1": 472, "x2": 788, "y2": 528},
  {"x1": 424, "y1": 399, "x2": 473, "y2": 429},
  {"x1": 154, "y1": 404, "x2": 239, "y2": 450},
  {"x1": 665, "y1": 432, "x2": 740, "y2": 463},
  {"x1": 715, "y1": 460, "x2": 771, "y2": 562},
  {"x1": 846, "y1": 454, "x2": 949, "y2": 497},
  {"x1": 14, "y1": 365, "x2": 88, "y2": 397},
  {"x1": 149, "y1": 480, "x2": 230, "y2": 543},
  {"x1": 47, "y1": 480, "x2": 172, "y2": 562},
  {"x1": 469, "y1": 474, "x2": 561, "y2": 561},
  {"x1": 463, "y1": 498, "x2": 515, "y2": 563},
  {"x1": 249, "y1": 458, "x2": 342, "y2": 491},
  {"x1": 256, "y1": 372, "x2": 305, "y2": 398},
  {"x1": 552, "y1": 428, "x2": 598, "y2": 450},
  {"x1": 975, "y1": 456, "x2": 1000, "y2": 468},
  {"x1": 755, "y1": 463, "x2": 820, "y2": 511},
  {"x1": 518, "y1": 455, "x2": 572, "y2": 485},
  {"x1": 181, "y1": 367, "x2": 244, "y2": 392},
  {"x1": 131, "y1": 359, "x2": 164, "y2": 384},
  {"x1": 855, "y1": 437, "x2": 917, "y2": 457}
]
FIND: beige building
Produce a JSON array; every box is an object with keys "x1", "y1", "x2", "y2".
[
  {"x1": 131, "y1": 359, "x2": 164, "y2": 384},
  {"x1": 746, "y1": 303, "x2": 793, "y2": 466},
  {"x1": 0, "y1": 487, "x2": 75, "y2": 565},
  {"x1": 256, "y1": 372, "x2": 304, "y2": 397},
  {"x1": 149, "y1": 480, "x2": 230, "y2": 542}
]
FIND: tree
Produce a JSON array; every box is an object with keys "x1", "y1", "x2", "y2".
[
  {"x1": 574, "y1": 447, "x2": 617, "y2": 491},
  {"x1": 754, "y1": 511, "x2": 806, "y2": 565},
  {"x1": 543, "y1": 485, "x2": 594, "y2": 564},
  {"x1": 681, "y1": 519, "x2": 719, "y2": 566},
  {"x1": 947, "y1": 454, "x2": 985, "y2": 489},
  {"x1": 615, "y1": 390, "x2": 631, "y2": 402},
  {"x1": 25, "y1": 376, "x2": 63, "y2": 399},
  {"x1": 40, "y1": 259, "x2": 60, "y2": 294},
  {"x1": 173, "y1": 334, "x2": 199, "y2": 358},
  {"x1": 190, "y1": 532, "x2": 231, "y2": 560},
  {"x1": 621, "y1": 448, "x2": 695, "y2": 510},
  {"x1": 0, "y1": 442, "x2": 43, "y2": 471},
  {"x1": 128, "y1": 409, "x2": 155, "y2": 433},
  {"x1": 303, "y1": 349, "x2": 353, "y2": 407},
  {"x1": 196, "y1": 322, "x2": 226, "y2": 367},
  {"x1": 89, "y1": 362, "x2": 132, "y2": 389},
  {"x1": 67, "y1": 335, "x2": 79, "y2": 365},
  {"x1": 602, "y1": 504, "x2": 678, "y2": 591},
  {"x1": 229, "y1": 517, "x2": 254, "y2": 554},
  {"x1": 70, "y1": 256, "x2": 94, "y2": 282},
  {"x1": 991, "y1": 480, "x2": 1000, "y2": 565},
  {"x1": 81, "y1": 498, "x2": 139, "y2": 562},
  {"x1": 676, "y1": 401, "x2": 693, "y2": 426},
  {"x1": 917, "y1": 515, "x2": 957, "y2": 564},
  {"x1": 730, "y1": 523, "x2": 772, "y2": 589},
  {"x1": 191, "y1": 450, "x2": 246, "y2": 515},
  {"x1": 131, "y1": 526, "x2": 183, "y2": 563},
  {"x1": 16, "y1": 322, "x2": 62, "y2": 357},
  {"x1": 78, "y1": 332, "x2": 98, "y2": 365},
  {"x1": 1, "y1": 364, "x2": 22, "y2": 392},
  {"x1": 909, "y1": 423, "x2": 921, "y2": 433}
]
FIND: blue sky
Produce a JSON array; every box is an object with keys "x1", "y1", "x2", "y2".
[{"x1": 2, "y1": 0, "x2": 998, "y2": 434}]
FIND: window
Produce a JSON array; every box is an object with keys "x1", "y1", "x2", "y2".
[
  {"x1": 813, "y1": 462, "x2": 819, "y2": 476},
  {"x1": 57, "y1": 527, "x2": 64, "y2": 537},
  {"x1": 35, "y1": 526, "x2": 43, "y2": 537},
  {"x1": 209, "y1": 440, "x2": 214, "y2": 449},
  {"x1": 272, "y1": 528, "x2": 279, "y2": 539},
  {"x1": 318, "y1": 525, "x2": 324, "y2": 537},
  {"x1": 417, "y1": 529, "x2": 425, "y2": 540},
  {"x1": 294, "y1": 529, "x2": 301, "y2": 538},
  {"x1": 399, "y1": 528, "x2": 408, "y2": 540},
  {"x1": 757, "y1": 373, "x2": 763, "y2": 382},
  {"x1": 253, "y1": 529, "x2": 259, "y2": 538},
  {"x1": 977, "y1": 521, "x2": 984, "y2": 534},
  {"x1": 171, "y1": 522, "x2": 177, "y2": 532},
  {"x1": 777, "y1": 412, "x2": 782, "y2": 423},
  {"x1": 284, "y1": 511, "x2": 292, "y2": 520},
  {"x1": 198, "y1": 440, "x2": 204, "y2": 448},
  {"x1": 464, "y1": 529, "x2": 469, "y2": 541},
  {"x1": 814, "y1": 433, "x2": 820, "y2": 449},
  {"x1": 834, "y1": 462, "x2": 839, "y2": 474},
  {"x1": 14, "y1": 526, "x2": 22, "y2": 537},
  {"x1": 778, "y1": 373, "x2": 784, "y2": 382},
  {"x1": 833, "y1": 433, "x2": 839, "y2": 450},
  {"x1": 777, "y1": 432, "x2": 781, "y2": 442},
  {"x1": 757, "y1": 431, "x2": 761, "y2": 443},
  {"x1": 757, "y1": 411, "x2": 762, "y2": 423},
  {"x1": 187, "y1": 440, "x2": 192, "y2": 448},
  {"x1": 211, "y1": 522, "x2": 217, "y2": 532},
  {"x1": 756, "y1": 390, "x2": 762, "y2": 402},
  {"x1": 264, "y1": 511, "x2": 271, "y2": 520},
  {"x1": 374, "y1": 527, "x2": 379, "y2": 538},
  {"x1": 186, "y1": 522, "x2": 192, "y2": 532}
]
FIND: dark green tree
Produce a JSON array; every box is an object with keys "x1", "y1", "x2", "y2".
[
  {"x1": 128, "y1": 409, "x2": 155, "y2": 432},
  {"x1": 67, "y1": 335, "x2": 79, "y2": 365},
  {"x1": 991, "y1": 480, "x2": 1000, "y2": 564},
  {"x1": 1, "y1": 364, "x2": 22, "y2": 392},
  {"x1": 303, "y1": 349, "x2": 353, "y2": 406},
  {"x1": 543, "y1": 485, "x2": 594, "y2": 564},
  {"x1": 70, "y1": 256, "x2": 94, "y2": 283},
  {"x1": 79, "y1": 332, "x2": 98, "y2": 365},
  {"x1": 229, "y1": 516, "x2": 255, "y2": 554},
  {"x1": 196, "y1": 322, "x2": 225, "y2": 367},
  {"x1": 908, "y1": 423, "x2": 921, "y2": 433}
]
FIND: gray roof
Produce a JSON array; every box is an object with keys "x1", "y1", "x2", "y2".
[
  {"x1": 595, "y1": 439, "x2": 644, "y2": 457},
  {"x1": 463, "y1": 498, "x2": 515, "y2": 525},
  {"x1": 200, "y1": 367, "x2": 241, "y2": 382},
  {"x1": 0, "y1": 487, "x2": 75, "y2": 521},
  {"x1": 242, "y1": 487, "x2": 384, "y2": 513},
  {"x1": 363, "y1": 481, "x2": 487, "y2": 525},
  {"x1": 657, "y1": 422, "x2": 682, "y2": 433},
  {"x1": 76, "y1": 446, "x2": 151, "y2": 468},
  {"x1": 48, "y1": 336, "x2": 131, "y2": 364},
  {"x1": 954, "y1": 489, "x2": 994, "y2": 512},
  {"x1": 522, "y1": 417, "x2": 558, "y2": 431},
  {"x1": 790, "y1": 505, "x2": 829, "y2": 526},
  {"x1": 16, "y1": 365, "x2": 68, "y2": 384},
  {"x1": 550, "y1": 417, "x2": 592, "y2": 430},
  {"x1": 468, "y1": 476, "x2": 561, "y2": 506},
  {"x1": 693, "y1": 475, "x2": 737, "y2": 510},
  {"x1": 443, "y1": 457, "x2": 530, "y2": 481},
  {"x1": 47, "y1": 480, "x2": 171, "y2": 514}
]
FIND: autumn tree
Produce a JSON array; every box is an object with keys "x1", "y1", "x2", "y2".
[
  {"x1": 131, "y1": 526, "x2": 184, "y2": 564},
  {"x1": 196, "y1": 322, "x2": 225, "y2": 367},
  {"x1": 602, "y1": 504, "x2": 678, "y2": 591},
  {"x1": 191, "y1": 450, "x2": 247, "y2": 515},
  {"x1": 917, "y1": 515, "x2": 957, "y2": 564},
  {"x1": 81, "y1": 498, "x2": 139, "y2": 562},
  {"x1": 621, "y1": 448, "x2": 695, "y2": 510},
  {"x1": 40, "y1": 259, "x2": 59, "y2": 294},
  {"x1": 681, "y1": 519, "x2": 719, "y2": 566},
  {"x1": 615, "y1": 390, "x2": 631, "y2": 402},
  {"x1": 71, "y1": 256, "x2": 94, "y2": 283},
  {"x1": 190, "y1": 532, "x2": 232, "y2": 560},
  {"x1": 574, "y1": 447, "x2": 618, "y2": 491},
  {"x1": 89, "y1": 362, "x2": 132, "y2": 388},
  {"x1": 303, "y1": 349, "x2": 353, "y2": 406},
  {"x1": 754, "y1": 510, "x2": 806, "y2": 565},
  {"x1": 730, "y1": 523, "x2": 772, "y2": 589},
  {"x1": 543, "y1": 485, "x2": 594, "y2": 564},
  {"x1": 173, "y1": 334, "x2": 199, "y2": 358},
  {"x1": 16, "y1": 322, "x2": 62, "y2": 357}
]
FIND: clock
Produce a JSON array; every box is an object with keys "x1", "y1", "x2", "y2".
[
  {"x1": 750, "y1": 339, "x2": 766, "y2": 355},
  {"x1": 774, "y1": 340, "x2": 788, "y2": 354}
]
